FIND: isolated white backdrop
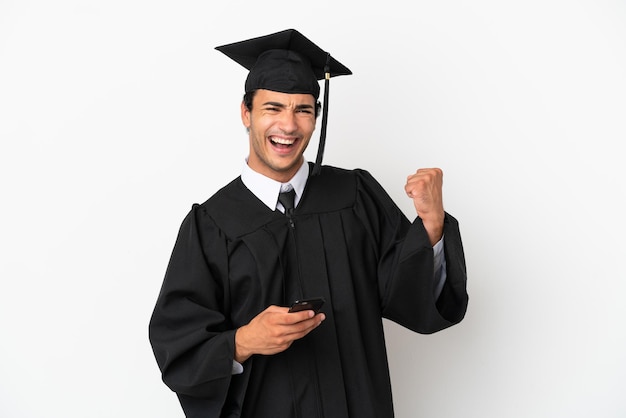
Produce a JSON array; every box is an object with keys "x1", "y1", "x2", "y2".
[{"x1": 1, "y1": 1, "x2": 625, "y2": 417}]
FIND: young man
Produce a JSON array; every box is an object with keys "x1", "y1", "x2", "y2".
[{"x1": 149, "y1": 29, "x2": 468, "y2": 418}]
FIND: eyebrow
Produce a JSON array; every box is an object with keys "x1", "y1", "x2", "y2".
[{"x1": 262, "y1": 101, "x2": 314, "y2": 110}]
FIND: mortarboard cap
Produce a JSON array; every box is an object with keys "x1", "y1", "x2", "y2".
[
  {"x1": 215, "y1": 29, "x2": 351, "y2": 99},
  {"x1": 215, "y1": 29, "x2": 352, "y2": 175}
]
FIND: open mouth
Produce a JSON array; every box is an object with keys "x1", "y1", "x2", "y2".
[{"x1": 270, "y1": 136, "x2": 296, "y2": 149}]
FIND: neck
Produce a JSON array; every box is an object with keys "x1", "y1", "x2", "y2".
[{"x1": 248, "y1": 159, "x2": 304, "y2": 183}]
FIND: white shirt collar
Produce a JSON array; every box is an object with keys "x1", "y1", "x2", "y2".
[{"x1": 241, "y1": 158, "x2": 309, "y2": 211}]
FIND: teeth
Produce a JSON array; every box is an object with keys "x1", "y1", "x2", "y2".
[{"x1": 270, "y1": 137, "x2": 295, "y2": 145}]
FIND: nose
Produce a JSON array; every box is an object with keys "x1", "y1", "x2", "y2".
[{"x1": 277, "y1": 110, "x2": 298, "y2": 133}]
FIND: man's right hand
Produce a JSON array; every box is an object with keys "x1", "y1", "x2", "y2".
[{"x1": 234, "y1": 305, "x2": 325, "y2": 363}]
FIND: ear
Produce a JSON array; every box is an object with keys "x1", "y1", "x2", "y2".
[{"x1": 241, "y1": 101, "x2": 250, "y2": 129}]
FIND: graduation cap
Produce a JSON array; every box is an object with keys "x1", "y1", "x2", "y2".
[{"x1": 215, "y1": 29, "x2": 352, "y2": 175}]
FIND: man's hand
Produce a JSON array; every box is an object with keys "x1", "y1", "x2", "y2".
[
  {"x1": 234, "y1": 305, "x2": 325, "y2": 363},
  {"x1": 405, "y1": 168, "x2": 445, "y2": 246}
]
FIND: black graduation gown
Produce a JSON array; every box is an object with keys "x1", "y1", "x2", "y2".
[{"x1": 149, "y1": 165, "x2": 468, "y2": 418}]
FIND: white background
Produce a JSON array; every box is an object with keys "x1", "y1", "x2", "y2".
[{"x1": 1, "y1": 1, "x2": 625, "y2": 417}]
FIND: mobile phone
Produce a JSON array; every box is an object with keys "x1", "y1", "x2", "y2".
[{"x1": 288, "y1": 297, "x2": 326, "y2": 313}]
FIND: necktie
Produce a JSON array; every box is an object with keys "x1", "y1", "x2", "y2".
[{"x1": 278, "y1": 189, "x2": 296, "y2": 216}]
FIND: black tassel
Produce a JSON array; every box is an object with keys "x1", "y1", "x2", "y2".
[{"x1": 312, "y1": 54, "x2": 331, "y2": 176}]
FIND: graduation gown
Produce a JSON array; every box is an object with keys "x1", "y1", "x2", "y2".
[{"x1": 149, "y1": 164, "x2": 468, "y2": 418}]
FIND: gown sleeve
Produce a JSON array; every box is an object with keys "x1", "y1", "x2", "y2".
[
  {"x1": 148, "y1": 204, "x2": 240, "y2": 413},
  {"x1": 355, "y1": 169, "x2": 469, "y2": 334}
]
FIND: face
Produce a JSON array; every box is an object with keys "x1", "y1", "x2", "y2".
[{"x1": 241, "y1": 89, "x2": 317, "y2": 182}]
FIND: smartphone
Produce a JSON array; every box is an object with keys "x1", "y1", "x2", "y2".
[{"x1": 288, "y1": 297, "x2": 326, "y2": 313}]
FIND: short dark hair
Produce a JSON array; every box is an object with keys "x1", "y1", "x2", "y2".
[{"x1": 243, "y1": 91, "x2": 322, "y2": 118}]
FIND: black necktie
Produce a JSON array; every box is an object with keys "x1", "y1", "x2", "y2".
[{"x1": 278, "y1": 189, "x2": 296, "y2": 216}]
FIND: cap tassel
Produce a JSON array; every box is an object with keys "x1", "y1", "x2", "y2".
[{"x1": 312, "y1": 54, "x2": 331, "y2": 176}]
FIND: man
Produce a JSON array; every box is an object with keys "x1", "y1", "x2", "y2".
[{"x1": 149, "y1": 29, "x2": 468, "y2": 418}]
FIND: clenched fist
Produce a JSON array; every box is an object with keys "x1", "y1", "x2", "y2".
[{"x1": 405, "y1": 168, "x2": 445, "y2": 246}]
